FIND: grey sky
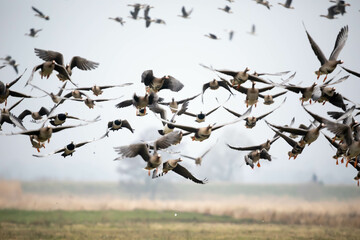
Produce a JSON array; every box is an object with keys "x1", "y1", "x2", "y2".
[{"x1": 0, "y1": 0, "x2": 359, "y2": 184}]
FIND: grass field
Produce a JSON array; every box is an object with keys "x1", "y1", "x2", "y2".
[
  {"x1": 1, "y1": 181, "x2": 359, "y2": 239},
  {"x1": 1, "y1": 209, "x2": 360, "y2": 240}
]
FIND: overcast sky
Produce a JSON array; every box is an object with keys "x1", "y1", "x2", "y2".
[{"x1": 0, "y1": 0, "x2": 359, "y2": 184}]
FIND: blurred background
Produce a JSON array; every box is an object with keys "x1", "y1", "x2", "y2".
[{"x1": 1, "y1": 1, "x2": 360, "y2": 238}]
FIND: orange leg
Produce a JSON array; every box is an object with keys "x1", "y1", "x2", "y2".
[
  {"x1": 341, "y1": 158, "x2": 344, "y2": 164},
  {"x1": 317, "y1": 72, "x2": 320, "y2": 80},
  {"x1": 294, "y1": 155, "x2": 297, "y2": 160},
  {"x1": 148, "y1": 170, "x2": 150, "y2": 176},
  {"x1": 42, "y1": 144, "x2": 45, "y2": 149},
  {"x1": 37, "y1": 148, "x2": 40, "y2": 152},
  {"x1": 257, "y1": 162, "x2": 261, "y2": 168},
  {"x1": 309, "y1": 99, "x2": 312, "y2": 104},
  {"x1": 322, "y1": 101, "x2": 326, "y2": 105},
  {"x1": 48, "y1": 138, "x2": 50, "y2": 143},
  {"x1": 345, "y1": 158, "x2": 350, "y2": 167},
  {"x1": 323, "y1": 75, "x2": 327, "y2": 82},
  {"x1": 191, "y1": 136, "x2": 195, "y2": 141},
  {"x1": 354, "y1": 159, "x2": 358, "y2": 167},
  {"x1": 336, "y1": 159, "x2": 338, "y2": 165},
  {"x1": 255, "y1": 103, "x2": 257, "y2": 108},
  {"x1": 4, "y1": 99, "x2": 7, "y2": 107},
  {"x1": 331, "y1": 137, "x2": 336, "y2": 144}
]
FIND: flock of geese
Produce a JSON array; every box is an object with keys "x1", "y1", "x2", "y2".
[{"x1": 1, "y1": 1, "x2": 360, "y2": 186}]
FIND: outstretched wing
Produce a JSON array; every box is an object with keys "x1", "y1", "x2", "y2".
[
  {"x1": 303, "y1": 24, "x2": 327, "y2": 65},
  {"x1": 31, "y1": 6, "x2": 45, "y2": 17},
  {"x1": 329, "y1": 25, "x2": 348, "y2": 61},
  {"x1": 34, "y1": 48, "x2": 64, "y2": 65},
  {"x1": 114, "y1": 143, "x2": 150, "y2": 162},
  {"x1": 172, "y1": 164, "x2": 207, "y2": 184},
  {"x1": 70, "y1": 56, "x2": 99, "y2": 71}
]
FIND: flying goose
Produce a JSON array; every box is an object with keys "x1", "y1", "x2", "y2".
[
  {"x1": 107, "y1": 119, "x2": 134, "y2": 133},
  {"x1": 320, "y1": 5, "x2": 339, "y2": 19},
  {"x1": 178, "y1": 6, "x2": 193, "y2": 18},
  {"x1": 248, "y1": 24, "x2": 256, "y2": 35},
  {"x1": 7, "y1": 124, "x2": 84, "y2": 146},
  {"x1": 141, "y1": 70, "x2": 184, "y2": 93},
  {"x1": 31, "y1": 6, "x2": 49, "y2": 20},
  {"x1": 216, "y1": 67, "x2": 270, "y2": 87},
  {"x1": 34, "y1": 48, "x2": 99, "y2": 81},
  {"x1": 0, "y1": 98, "x2": 26, "y2": 130},
  {"x1": 26, "y1": 60, "x2": 72, "y2": 86},
  {"x1": 204, "y1": 33, "x2": 220, "y2": 40},
  {"x1": 29, "y1": 82, "x2": 67, "y2": 104},
  {"x1": 243, "y1": 149, "x2": 272, "y2": 168},
  {"x1": 224, "y1": 97, "x2": 286, "y2": 128},
  {"x1": 227, "y1": 136, "x2": 280, "y2": 152},
  {"x1": 128, "y1": 3, "x2": 145, "y2": 20},
  {"x1": 1, "y1": 56, "x2": 19, "y2": 74},
  {"x1": 259, "y1": 91, "x2": 287, "y2": 105},
  {"x1": 267, "y1": 120, "x2": 325, "y2": 147},
  {"x1": 183, "y1": 105, "x2": 221, "y2": 123},
  {"x1": 323, "y1": 133, "x2": 348, "y2": 165},
  {"x1": 152, "y1": 158, "x2": 208, "y2": 184},
  {"x1": 114, "y1": 131, "x2": 183, "y2": 175},
  {"x1": 228, "y1": 30, "x2": 234, "y2": 41},
  {"x1": 160, "y1": 107, "x2": 252, "y2": 141},
  {"x1": 141, "y1": 5, "x2": 153, "y2": 27},
  {"x1": 25, "y1": 28, "x2": 42, "y2": 38},
  {"x1": 109, "y1": 17, "x2": 126, "y2": 25},
  {"x1": 157, "y1": 101, "x2": 189, "y2": 135},
  {"x1": 303, "y1": 24, "x2": 348, "y2": 81},
  {"x1": 278, "y1": 0, "x2": 294, "y2": 9},
  {"x1": 180, "y1": 141, "x2": 217, "y2": 166},
  {"x1": 303, "y1": 106, "x2": 358, "y2": 144},
  {"x1": 218, "y1": 5, "x2": 232, "y2": 13},
  {"x1": 328, "y1": 1, "x2": 351, "y2": 16},
  {"x1": 253, "y1": 0, "x2": 272, "y2": 10},
  {"x1": 67, "y1": 82, "x2": 133, "y2": 96},
  {"x1": 232, "y1": 81, "x2": 274, "y2": 107},
  {"x1": 267, "y1": 125, "x2": 305, "y2": 159},
  {"x1": 33, "y1": 131, "x2": 108, "y2": 158},
  {"x1": 275, "y1": 81, "x2": 317, "y2": 104},
  {"x1": 202, "y1": 78, "x2": 233, "y2": 102},
  {"x1": 18, "y1": 107, "x2": 50, "y2": 121},
  {"x1": 62, "y1": 90, "x2": 87, "y2": 101},
  {"x1": 115, "y1": 92, "x2": 160, "y2": 114},
  {"x1": 63, "y1": 94, "x2": 122, "y2": 109},
  {"x1": 158, "y1": 93, "x2": 200, "y2": 113},
  {"x1": 311, "y1": 75, "x2": 349, "y2": 110},
  {"x1": 47, "y1": 113, "x2": 100, "y2": 127}
]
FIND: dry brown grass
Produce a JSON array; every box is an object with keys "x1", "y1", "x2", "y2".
[{"x1": 0, "y1": 180, "x2": 359, "y2": 227}]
